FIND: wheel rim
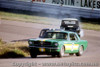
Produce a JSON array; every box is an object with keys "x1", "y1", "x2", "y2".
[
  {"x1": 79, "y1": 46, "x2": 83, "y2": 55},
  {"x1": 61, "y1": 46, "x2": 64, "y2": 56}
]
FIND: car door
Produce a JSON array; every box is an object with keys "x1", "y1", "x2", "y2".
[{"x1": 64, "y1": 33, "x2": 79, "y2": 53}]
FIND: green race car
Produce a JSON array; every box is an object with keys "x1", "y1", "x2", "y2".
[{"x1": 28, "y1": 29, "x2": 88, "y2": 58}]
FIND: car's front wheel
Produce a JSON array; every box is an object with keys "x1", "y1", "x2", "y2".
[
  {"x1": 30, "y1": 53, "x2": 37, "y2": 58},
  {"x1": 76, "y1": 46, "x2": 84, "y2": 56},
  {"x1": 51, "y1": 54, "x2": 56, "y2": 57},
  {"x1": 30, "y1": 49, "x2": 37, "y2": 58},
  {"x1": 57, "y1": 46, "x2": 65, "y2": 57}
]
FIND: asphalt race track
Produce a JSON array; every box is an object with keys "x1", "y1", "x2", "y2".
[{"x1": 0, "y1": 20, "x2": 100, "y2": 67}]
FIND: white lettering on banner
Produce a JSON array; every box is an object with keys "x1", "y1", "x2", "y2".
[{"x1": 33, "y1": 0, "x2": 100, "y2": 9}]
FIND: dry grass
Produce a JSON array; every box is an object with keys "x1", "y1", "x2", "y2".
[
  {"x1": 0, "y1": 11, "x2": 58, "y2": 25},
  {"x1": 0, "y1": 39, "x2": 29, "y2": 58},
  {"x1": 82, "y1": 22, "x2": 100, "y2": 31}
]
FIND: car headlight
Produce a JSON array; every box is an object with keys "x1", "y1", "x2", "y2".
[
  {"x1": 54, "y1": 43, "x2": 59, "y2": 46},
  {"x1": 29, "y1": 41, "x2": 33, "y2": 44}
]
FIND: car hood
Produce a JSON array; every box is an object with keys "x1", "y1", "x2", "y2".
[{"x1": 29, "y1": 38, "x2": 66, "y2": 42}]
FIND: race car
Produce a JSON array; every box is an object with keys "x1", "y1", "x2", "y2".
[
  {"x1": 28, "y1": 29, "x2": 88, "y2": 58},
  {"x1": 60, "y1": 18, "x2": 84, "y2": 37}
]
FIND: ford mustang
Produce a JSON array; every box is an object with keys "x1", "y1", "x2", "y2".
[{"x1": 28, "y1": 29, "x2": 88, "y2": 58}]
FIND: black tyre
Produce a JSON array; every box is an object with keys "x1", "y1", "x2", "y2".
[
  {"x1": 57, "y1": 46, "x2": 65, "y2": 57},
  {"x1": 30, "y1": 49, "x2": 37, "y2": 58},
  {"x1": 69, "y1": 53, "x2": 74, "y2": 56},
  {"x1": 30, "y1": 53, "x2": 37, "y2": 58},
  {"x1": 76, "y1": 46, "x2": 84, "y2": 56},
  {"x1": 51, "y1": 54, "x2": 56, "y2": 57}
]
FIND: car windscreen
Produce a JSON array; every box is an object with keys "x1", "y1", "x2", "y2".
[{"x1": 43, "y1": 32, "x2": 68, "y2": 39}]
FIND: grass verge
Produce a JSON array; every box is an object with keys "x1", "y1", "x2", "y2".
[
  {"x1": 0, "y1": 11, "x2": 58, "y2": 25},
  {"x1": 0, "y1": 39, "x2": 29, "y2": 58},
  {"x1": 0, "y1": 11, "x2": 100, "y2": 31},
  {"x1": 82, "y1": 22, "x2": 100, "y2": 31}
]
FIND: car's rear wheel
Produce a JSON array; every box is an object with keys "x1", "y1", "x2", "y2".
[
  {"x1": 57, "y1": 46, "x2": 65, "y2": 57},
  {"x1": 76, "y1": 46, "x2": 84, "y2": 56},
  {"x1": 69, "y1": 53, "x2": 74, "y2": 56}
]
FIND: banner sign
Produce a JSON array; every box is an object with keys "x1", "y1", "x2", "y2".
[{"x1": 32, "y1": 0, "x2": 100, "y2": 9}]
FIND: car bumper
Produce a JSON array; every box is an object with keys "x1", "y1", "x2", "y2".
[
  {"x1": 29, "y1": 46, "x2": 60, "y2": 55},
  {"x1": 29, "y1": 46, "x2": 59, "y2": 49}
]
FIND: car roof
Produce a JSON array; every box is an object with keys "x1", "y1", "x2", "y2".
[
  {"x1": 62, "y1": 18, "x2": 78, "y2": 21},
  {"x1": 47, "y1": 29, "x2": 75, "y2": 34}
]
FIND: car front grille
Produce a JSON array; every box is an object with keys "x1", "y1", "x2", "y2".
[{"x1": 33, "y1": 41, "x2": 52, "y2": 47}]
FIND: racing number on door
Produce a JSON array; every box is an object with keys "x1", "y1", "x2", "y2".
[
  {"x1": 64, "y1": 33, "x2": 79, "y2": 51},
  {"x1": 64, "y1": 43, "x2": 79, "y2": 51}
]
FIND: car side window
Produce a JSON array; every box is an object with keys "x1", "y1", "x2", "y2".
[{"x1": 70, "y1": 34, "x2": 78, "y2": 41}]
